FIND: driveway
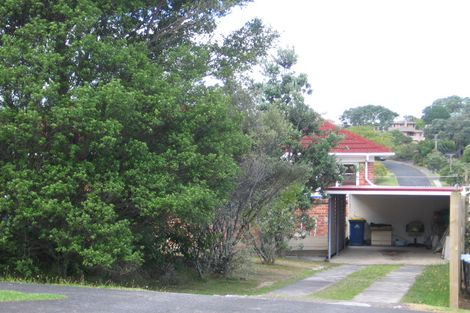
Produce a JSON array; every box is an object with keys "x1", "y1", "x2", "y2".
[
  {"x1": 331, "y1": 246, "x2": 446, "y2": 266},
  {"x1": 382, "y1": 161, "x2": 431, "y2": 186},
  {"x1": 0, "y1": 282, "x2": 422, "y2": 313}
]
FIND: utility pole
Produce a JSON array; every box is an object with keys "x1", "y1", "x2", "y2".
[
  {"x1": 434, "y1": 134, "x2": 439, "y2": 151},
  {"x1": 445, "y1": 153, "x2": 455, "y2": 171}
]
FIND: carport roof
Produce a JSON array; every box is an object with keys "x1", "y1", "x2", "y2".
[{"x1": 326, "y1": 185, "x2": 461, "y2": 196}]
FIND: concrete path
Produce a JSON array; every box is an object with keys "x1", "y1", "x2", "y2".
[
  {"x1": 353, "y1": 265, "x2": 424, "y2": 304},
  {"x1": 271, "y1": 265, "x2": 364, "y2": 297},
  {"x1": 382, "y1": 160, "x2": 431, "y2": 186}
]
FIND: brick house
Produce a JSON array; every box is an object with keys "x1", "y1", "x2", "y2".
[{"x1": 288, "y1": 121, "x2": 394, "y2": 253}]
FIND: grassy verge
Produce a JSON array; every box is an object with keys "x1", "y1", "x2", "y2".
[
  {"x1": 165, "y1": 258, "x2": 332, "y2": 295},
  {"x1": 403, "y1": 264, "x2": 449, "y2": 307},
  {"x1": 374, "y1": 174, "x2": 398, "y2": 186},
  {"x1": 0, "y1": 275, "x2": 147, "y2": 291},
  {"x1": 0, "y1": 290, "x2": 65, "y2": 302},
  {"x1": 312, "y1": 265, "x2": 399, "y2": 300},
  {"x1": 1, "y1": 258, "x2": 331, "y2": 296},
  {"x1": 374, "y1": 161, "x2": 398, "y2": 186}
]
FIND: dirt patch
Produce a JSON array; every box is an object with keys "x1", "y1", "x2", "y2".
[
  {"x1": 256, "y1": 281, "x2": 275, "y2": 289},
  {"x1": 460, "y1": 292, "x2": 470, "y2": 310}
]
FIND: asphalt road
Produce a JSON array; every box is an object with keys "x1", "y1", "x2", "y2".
[
  {"x1": 382, "y1": 161, "x2": 432, "y2": 187},
  {"x1": 0, "y1": 282, "x2": 422, "y2": 313}
]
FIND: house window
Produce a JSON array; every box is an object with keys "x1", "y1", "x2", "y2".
[{"x1": 343, "y1": 164, "x2": 357, "y2": 185}]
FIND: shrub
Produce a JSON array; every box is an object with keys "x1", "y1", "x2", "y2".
[{"x1": 424, "y1": 152, "x2": 447, "y2": 172}]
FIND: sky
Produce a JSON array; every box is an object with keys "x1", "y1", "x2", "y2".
[{"x1": 217, "y1": 0, "x2": 470, "y2": 122}]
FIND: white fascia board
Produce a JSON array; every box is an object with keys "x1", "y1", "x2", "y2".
[
  {"x1": 329, "y1": 152, "x2": 395, "y2": 157},
  {"x1": 326, "y1": 190, "x2": 452, "y2": 196}
]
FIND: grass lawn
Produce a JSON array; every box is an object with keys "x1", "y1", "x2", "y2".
[
  {"x1": 403, "y1": 264, "x2": 449, "y2": 307},
  {"x1": 0, "y1": 290, "x2": 65, "y2": 302},
  {"x1": 312, "y1": 264, "x2": 399, "y2": 300},
  {"x1": 165, "y1": 258, "x2": 332, "y2": 296}
]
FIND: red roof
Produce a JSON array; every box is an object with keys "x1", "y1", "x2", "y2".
[{"x1": 303, "y1": 121, "x2": 393, "y2": 154}]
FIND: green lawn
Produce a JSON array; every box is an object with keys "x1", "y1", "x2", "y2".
[
  {"x1": 403, "y1": 264, "x2": 449, "y2": 307},
  {"x1": 0, "y1": 290, "x2": 65, "y2": 302},
  {"x1": 312, "y1": 265, "x2": 399, "y2": 300},
  {"x1": 165, "y1": 258, "x2": 332, "y2": 296}
]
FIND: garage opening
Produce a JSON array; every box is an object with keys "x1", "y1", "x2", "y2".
[{"x1": 326, "y1": 186, "x2": 460, "y2": 265}]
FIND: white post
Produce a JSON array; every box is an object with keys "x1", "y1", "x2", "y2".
[{"x1": 449, "y1": 191, "x2": 463, "y2": 308}]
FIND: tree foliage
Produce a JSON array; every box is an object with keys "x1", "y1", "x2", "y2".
[
  {"x1": 421, "y1": 96, "x2": 469, "y2": 124},
  {"x1": 259, "y1": 48, "x2": 319, "y2": 133},
  {"x1": 340, "y1": 105, "x2": 398, "y2": 130},
  {"x1": 0, "y1": 0, "x2": 279, "y2": 277},
  {"x1": 463, "y1": 145, "x2": 470, "y2": 163},
  {"x1": 0, "y1": 1, "x2": 341, "y2": 280},
  {"x1": 423, "y1": 96, "x2": 470, "y2": 155},
  {"x1": 424, "y1": 152, "x2": 447, "y2": 173},
  {"x1": 186, "y1": 105, "x2": 310, "y2": 275},
  {"x1": 248, "y1": 183, "x2": 310, "y2": 265},
  {"x1": 439, "y1": 161, "x2": 468, "y2": 186}
]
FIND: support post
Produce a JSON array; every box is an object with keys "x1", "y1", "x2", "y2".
[
  {"x1": 327, "y1": 196, "x2": 333, "y2": 260},
  {"x1": 336, "y1": 196, "x2": 340, "y2": 256},
  {"x1": 449, "y1": 191, "x2": 463, "y2": 308}
]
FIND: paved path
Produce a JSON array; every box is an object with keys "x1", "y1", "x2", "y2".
[
  {"x1": 382, "y1": 160, "x2": 431, "y2": 186},
  {"x1": 0, "y1": 281, "x2": 422, "y2": 313},
  {"x1": 270, "y1": 265, "x2": 364, "y2": 297},
  {"x1": 353, "y1": 265, "x2": 424, "y2": 304}
]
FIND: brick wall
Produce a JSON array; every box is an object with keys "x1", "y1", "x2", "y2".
[
  {"x1": 358, "y1": 162, "x2": 374, "y2": 186},
  {"x1": 306, "y1": 196, "x2": 350, "y2": 237},
  {"x1": 308, "y1": 199, "x2": 329, "y2": 236}
]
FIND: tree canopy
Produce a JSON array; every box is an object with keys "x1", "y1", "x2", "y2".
[
  {"x1": 340, "y1": 105, "x2": 398, "y2": 130},
  {"x1": 259, "y1": 48, "x2": 319, "y2": 133},
  {"x1": 0, "y1": 0, "x2": 278, "y2": 277},
  {"x1": 0, "y1": 1, "x2": 340, "y2": 279},
  {"x1": 423, "y1": 96, "x2": 470, "y2": 155},
  {"x1": 421, "y1": 96, "x2": 470, "y2": 124}
]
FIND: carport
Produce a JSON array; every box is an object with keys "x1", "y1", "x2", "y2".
[{"x1": 326, "y1": 185, "x2": 468, "y2": 308}]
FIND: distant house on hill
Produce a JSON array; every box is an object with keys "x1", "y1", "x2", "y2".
[{"x1": 388, "y1": 120, "x2": 424, "y2": 142}]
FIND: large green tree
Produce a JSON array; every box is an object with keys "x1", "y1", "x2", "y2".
[
  {"x1": 340, "y1": 105, "x2": 398, "y2": 130},
  {"x1": 0, "y1": 0, "x2": 277, "y2": 277},
  {"x1": 421, "y1": 96, "x2": 469, "y2": 124},
  {"x1": 423, "y1": 97, "x2": 470, "y2": 155}
]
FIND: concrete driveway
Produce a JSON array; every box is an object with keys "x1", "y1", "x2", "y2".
[
  {"x1": 330, "y1": 246, "x2": 446, "y2": 265},
  {"x1": 382, "y1": 161, "x2": 431, "y2": 186},
  {"x1": 0, "y1": 281, "x2": 422, "y2": 313}
]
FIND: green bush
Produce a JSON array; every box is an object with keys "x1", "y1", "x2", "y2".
[
  {"x1": 374, "y1": 162, "x2": 388, "y2": 178},
  {"x1": 424, "y1": 152, "x2": 447, "y2": 172},
  {"x1": 395, "y1": 143, "x2": 418, "y2": 161},
  {"x1": 439, "y1": 161, "x2": 467, "y2": 186}
]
